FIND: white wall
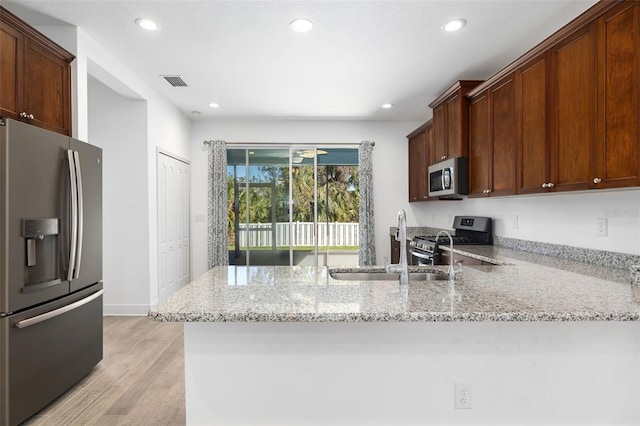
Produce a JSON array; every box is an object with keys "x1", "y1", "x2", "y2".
[
  {"x1": 77, "y1": 30, "x2": 192, "y2": 311},
  {"x1": 411, "y1": 188, "x2": 640, "y2": 256},
  {"x1": 25, "y1": 17, "x2": 193, "y2": 313},
  {"x1": 189, "y1": 119, "x2": 422, "y2": 277},
  {"x1": 88, "y1": 76, "x2": 150, "y2": 314}
]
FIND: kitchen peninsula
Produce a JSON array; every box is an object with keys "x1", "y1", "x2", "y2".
[{"x1": 149, "y1": 249, "x2": 640, "y2": 425}]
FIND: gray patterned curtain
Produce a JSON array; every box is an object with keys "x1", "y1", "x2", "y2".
[
  {"x1": 207, "y1": 140, "x2": 229, "y2": 268},
  {"x1": 358, "y1": 140, "x2": 376, "y2": 266}
]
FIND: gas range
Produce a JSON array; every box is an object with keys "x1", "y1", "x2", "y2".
[{"x1": 409, "y1": 216, "x2": 493, "y2": 264}]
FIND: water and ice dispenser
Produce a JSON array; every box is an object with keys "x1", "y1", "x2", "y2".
[{"x1": 22, "y1": 218, "x2": 61, "y2": 291}]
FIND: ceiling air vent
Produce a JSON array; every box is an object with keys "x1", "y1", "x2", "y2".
[{"x1": 162, "y1": 75, "x2": 188, "y2": 87}]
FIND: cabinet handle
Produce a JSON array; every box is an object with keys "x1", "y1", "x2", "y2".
[
  {"x1": 541, "y1": 183, "x2": 548, "y2": 188},
  {"x1": 19, "y1": 112, "x2": 34, "y2": 120},
  {"x1": 547, "y1": 182, "x2": 555, "y2": 188},
  {"x1": 593, "y1": 177, "x2": 602, "y2": 184},
  {"x1": 28, "y1": 113, "x2": 34, "y2": 120},
  {"x1": 441, "y1": 156, "x2": 446, "y2": 160}
]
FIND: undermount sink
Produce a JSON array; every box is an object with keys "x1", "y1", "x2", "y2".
[{"x1": 329, "y1": 271, "x2": 448, "y2": 281}]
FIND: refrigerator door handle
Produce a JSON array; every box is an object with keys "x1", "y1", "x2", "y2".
[
  {"x1": 73, "y1": 150, "x2": 83, "y2": 279},
  {"x1": 67, "y1": 150, "x2": 78, "y2": 281},
  {"x1": 15, "y1": 289, "x2": 104, "y2": 329}
]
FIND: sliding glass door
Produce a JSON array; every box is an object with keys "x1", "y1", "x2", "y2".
[{"x1": 227, "y1": 146, "x2": 358, "y2": 266}]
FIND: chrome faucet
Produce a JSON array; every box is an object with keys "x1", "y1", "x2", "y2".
[
  {"x1": 386, "y1": 210, "x2": 409, "y2": 285},
  {"x1": 435, "y1": 230, "x2": 456, "y2": 281}
]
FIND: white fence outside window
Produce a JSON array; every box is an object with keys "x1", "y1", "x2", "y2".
[{"x1": 237, "y1": 222, "x2": 359, "y2": 248}]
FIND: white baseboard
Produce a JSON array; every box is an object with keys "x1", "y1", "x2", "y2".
[{"x1": 103, "y1": 304, "x2": 150, "y2": 316}]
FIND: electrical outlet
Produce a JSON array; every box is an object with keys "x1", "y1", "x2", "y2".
[
  {"x1": 512, "y1": 215, "x2": 518, "y2": 229},
  {"x1": 455, "y1": 382, "x2": 472, "y2": 409},
  {"x1": 596, "y1": 217, "x2": 608, "y2": 237}
]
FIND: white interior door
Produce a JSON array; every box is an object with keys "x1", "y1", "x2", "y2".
[{"x1": 158, "y1": 151, "x2": 190, "y2": 300}]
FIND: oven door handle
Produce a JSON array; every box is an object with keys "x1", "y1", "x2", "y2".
[
  {"x1": 409, "y1": 249, "x2": 433, "y2": 260},
  {"x1": 15, "y1": 290, "x2": 104, "y2": 329}
]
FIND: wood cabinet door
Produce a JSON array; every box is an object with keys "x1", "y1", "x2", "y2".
[
  {"x1": 407, "y1": 122, "x2": 430, "y2": 202},
  {"x1": 550, "y1": 23, "x2": 596, "y2": 192},
  {"x1": 468, "y1": 93, "x2": 490, "y2": 197},
  {"x1": 408, "y1": 136, "x2": 418, "y2": 201},
  {"x1": 0, "y1": 21, "x2": 23, "y2": 120},
  {"x1": 416, "y1": 131, "x2": 428, "y2": 200},
  {"x1": 517, "y1": 55, "x2": 549, "y2": 194},
  {"x1": 426, "y1": 120, "x2": 435, "y2": 170},
  {"x1": 23, "y1": 37, "x2": 71, "y2": 136},
  {"x1": 595, "y1": 1, "x2": 639, "y2": 189},
  {"x1": 490, "y1": 75, "x2": 517, "y2": 196},
  {"x1": 408, "y1": 134, "x2": 423, "y2": 201},
  {"x1": 432, "y1": 104, "x2": 448, "y2": 163},
  {"x1": 446, "y1": 94, "x2": 461, "y2": 158}
]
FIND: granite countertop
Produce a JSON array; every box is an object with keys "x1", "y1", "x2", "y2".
[{"x1": 149, "y1": 246, "x2": 640, "y2": 322}]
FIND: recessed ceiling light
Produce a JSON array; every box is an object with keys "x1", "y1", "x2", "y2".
[
  {"x1": 442, "y1": 18, "x2": 466, "y2": 32},
  {"x1": 290, "y1": 18, "x2": 313, "y2": 33},
  {"x1": 209, "y1": 103, "x2": 220, "y2": 108},
  {"x1": 135, "y1": 18, "x2": 158, "y2": 31},
  {"x1": 382, "y1": 103, "x2": 393, "y2": 109}
]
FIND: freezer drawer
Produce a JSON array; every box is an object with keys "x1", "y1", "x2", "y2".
[{"x1": 0, "y1": 284, "x2": 103, "y2": 426}]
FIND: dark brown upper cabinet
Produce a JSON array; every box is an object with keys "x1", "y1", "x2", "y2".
[
  {"x1": 429, "y1": 80, "x2": 482, "y2": 165},
  {"x1": 468, "y1": 74, "x2": 517, "y2": 198},
  {"x1": 0, "y1": 6, "x2": 74, "y2": 136},
  {"x1": 516, "y1": 53, "x2": 549, "y2": 195},
  {"x1": 468, "y1": 0, "x2": 639, "y2": 196},
  {"x1": 407, "y1": 120, "x2": 432, "y2": 202},
  {"x1": 549, "y1": 23, "x2": 597, "y2": 193},
  {"x1": 594, "y1": 1, "x2": 639, "y2": 189}
]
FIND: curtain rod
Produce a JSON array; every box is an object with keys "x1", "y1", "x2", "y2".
[{"x1": 203, "y1": 140, "x2": 374, "y2": 146}]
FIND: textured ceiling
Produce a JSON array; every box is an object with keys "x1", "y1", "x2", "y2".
[{"x1": 5, "y1": 0, "x2": 598, "y2": 121}]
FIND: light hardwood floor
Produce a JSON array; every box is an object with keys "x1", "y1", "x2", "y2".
[{"x1": 25, "y1": 316, "x2": 186, "y2": 426}]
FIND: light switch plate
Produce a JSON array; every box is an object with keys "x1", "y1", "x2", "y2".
[{"x1": 596, "y1": 217, "x2": 608, "y2": 237}]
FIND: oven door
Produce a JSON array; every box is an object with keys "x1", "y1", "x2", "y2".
[{"x1": 409, "y1": 249, "x2": 434, "y2": 266}]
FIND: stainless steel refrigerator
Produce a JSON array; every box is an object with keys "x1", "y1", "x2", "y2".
[{"x1": 0, "y1": 118, "x2": 103, "y2": 426}]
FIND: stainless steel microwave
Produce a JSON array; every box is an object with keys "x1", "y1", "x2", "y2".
[{"x1": 428, "y1": 157, "x2": 468, "y2": 199}]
